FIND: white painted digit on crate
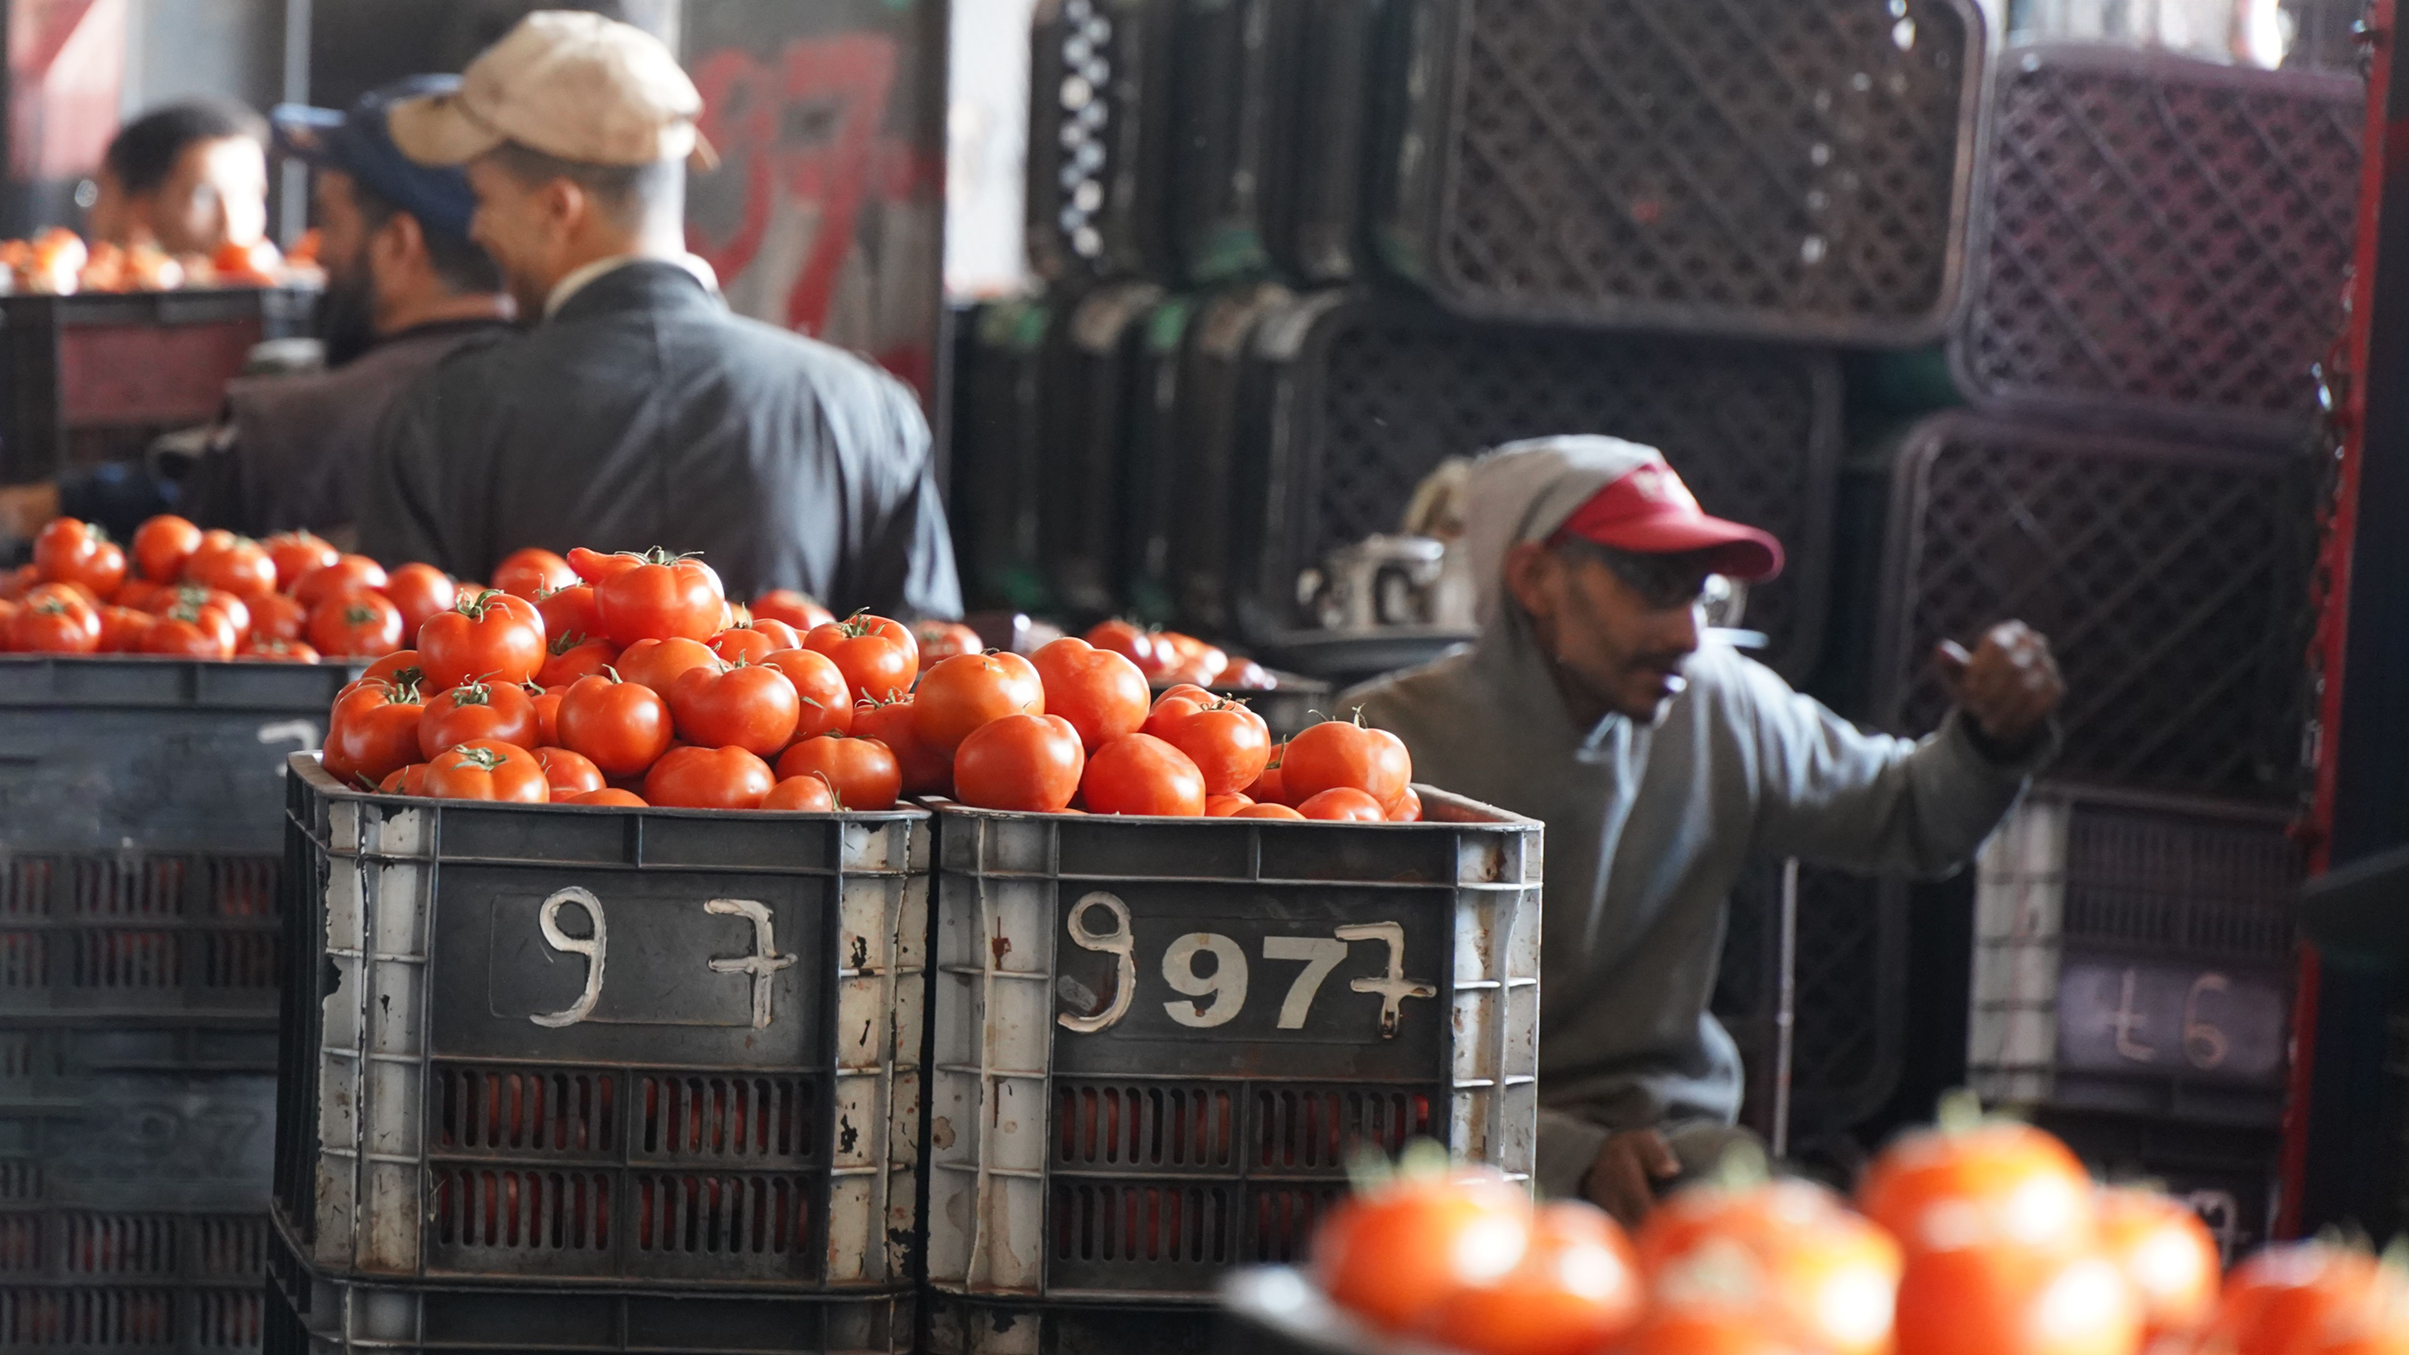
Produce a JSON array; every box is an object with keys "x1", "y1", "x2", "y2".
[
  {"x1": 1059, "y1": 892, "x2": 1136, "y2": 1033},
  {"x1": 1162, "y1": 932, "x2": 1249, "y2": 1028},
  {"x1": 1262, "y1": 935, "x2": 1348, "y2": 1029},
  {"x1": 2183, "y1": 972, "x2": 2232, "y2": 1071},
  {"x1": 1334, "y1": 922, "x2": 1437, "y2": 1039},
  {"x1": 530, "y1": 887, "x2": 608, "y2": 1028},
  {"x1": 256, "y1": 720, "x2": 320, "y2": 777},
  {"x1": 706, "y1": 898, "x2": 797, "y2": 1030},
  {"x1": 2109, "y1": 967, "x2": 2154, "y2": 1062}
]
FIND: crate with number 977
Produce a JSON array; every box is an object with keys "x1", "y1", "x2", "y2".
[
  {"x1": 923, "y1": 792, "x2": 1540, "y2": 1352},
  {"x1": 272, "y1": 755, "x2": 930, "y2": 1301}
]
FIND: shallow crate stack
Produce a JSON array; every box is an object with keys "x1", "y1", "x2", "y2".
[
  {"x1": 922, "y1": 793, "x2": 1539, "y2": 1353},
  {"x1": 0, "y1": 655, "x2": 352, "y2": 1353},
  {"x1": 268, "y1": 758, "x2": 929, "y2": 1354}
]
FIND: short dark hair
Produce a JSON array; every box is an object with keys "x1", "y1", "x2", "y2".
[
  {"x1": 348, "y1": 177, "x2": 504, "y2": 296},
  {"x1": 104, "y1": 100, "x2": 267, "y2": 197},
  {"x1": 484, "y1": 140, "x2": 676, "y2": 231}
]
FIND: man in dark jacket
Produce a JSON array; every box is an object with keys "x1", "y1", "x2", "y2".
[{"x1": 362, "y1": 10, "x2": 960, "y2": 615}]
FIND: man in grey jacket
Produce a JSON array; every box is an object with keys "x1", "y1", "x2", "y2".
[{"x1": 1344, "y1": 436, "x2": 2063, "y2": 1224}]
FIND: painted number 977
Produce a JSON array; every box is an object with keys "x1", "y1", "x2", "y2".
[{"x1": 1056, "y1": 891, "x2": 1437, "y2": 1040}]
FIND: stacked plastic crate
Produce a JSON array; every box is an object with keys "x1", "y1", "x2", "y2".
[
  {"x1": 0, "y1": 656, "x2": 354, "y2": 1352},
  {"x1": 1908, "y1": 44, "x2": 2360, "y2": 1259}
]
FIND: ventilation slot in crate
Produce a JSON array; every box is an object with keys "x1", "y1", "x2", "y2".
[
  {"x1": 63, "y1": 1214, "x2": 177, "y2": 1275},
  {"x1": 431, "y1": 1169, "x2": 613, "y2": 1254},
  {"x1": 193, "y1": 1288, "x2": 260, "y2": 1350},
  {"x1": 0, "y1": 1287, "x2": 178, "y2": 1346},
  {"x1": 1252, "y1": 1087, "x2": 1432, "y2": 1172},
  {"x1": 630, "y1": 1174, "x2": 814, "y2": 1258},
  {"x1": 436, "y1": 1065, "x2": 618, "y2": 1158},
  {"x1": 1049, "y1": 1181, "x2": 1237, "y2": 1267},
  {"x1": 1246, "y1": 1184, "x2": 1341, "y2": 1264},
  {"x1": 635, "y1": 1075, "x2": 819, "y2": 1161},
  {"x1": 1055, "y1": 1084, "x2": 1237, "y2": 1169}
]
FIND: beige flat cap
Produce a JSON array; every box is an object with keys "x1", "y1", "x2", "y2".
[{"x1": 389, "y1": 9, "x2": 715, "y2": 169}]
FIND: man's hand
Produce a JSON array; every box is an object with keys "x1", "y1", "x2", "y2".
[
  {"x1": 1582, "y1": 1129, "x2": 1680, "y2": 1227},
  {"x1": 1936, "y1": 620, "x2": 2064, "y2": 757}
]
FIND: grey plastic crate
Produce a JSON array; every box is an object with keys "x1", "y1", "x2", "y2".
[
  {"x1": 1039, "y1": 282, "x2": 1166, "y2": 621},
  {"x1": 925, "y1": 791, "x2": 1539, "y2": 1326},
  {"x1": 274, "y1": 757, "x2": 928, "y2": 1293},
  {"x1": 1168, "y1": 281, "x2": 1296, "y2": 635},
  {"x1": 0, "y1": 1210, "x2": 267, "y2": 1354},
  {"x1": 1971, "y1": 786, "x2": 2301, "y2": 1128},
  {"x1": 265, "y1": 1229, "x2": 911, "y2": 1355},
  {"x1": 1371, "y1": 0, "x2": 1987, "y2": 343},
  {"x1": 1026, "y1": 0, "x2": 1180, "y2": 284},
  {"x1": 1951, "y1": 44, "x2": 2362, "y2": 439},
  {"x1": 1262, "y1": 0, "x2": 1382, "y2": 285},
  {"x1": 0, "y1": 851, "x2": 282, "y2": 1023}
]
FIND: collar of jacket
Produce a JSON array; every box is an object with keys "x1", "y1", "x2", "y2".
[{"x1": 546, "y1": 255, "x2": 724, "y2": 324}]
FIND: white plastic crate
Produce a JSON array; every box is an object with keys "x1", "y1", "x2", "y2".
[
  {"x1": 1969, "y1": 785, "x2": 2299, "y2": 1126},
  {"x1": 276, "y1": 757, "x2": 928, "y2": 1294},
  {"x1": 924, "y1": 789, "x2": 1540, "y2": 1352}
]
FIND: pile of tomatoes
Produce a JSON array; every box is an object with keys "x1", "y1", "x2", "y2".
[
  {"x1": 1085, "y1": 618, "x2": 1277, "y2": 690},
  {"x1": 1308, "y1": 1099, "x2": 2406, "y2": 1355},
  {"x1": 921, "y1": 635, "x2": 1417, "y2": 820}
]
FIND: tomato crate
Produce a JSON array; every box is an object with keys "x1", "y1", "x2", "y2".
[
  {"x1": 0, "y1": 1209, "x2": 270, "y2": 1354},
  {"x1": 273, "y1": 757, "x2": 929, "y2": 1294},
  {"x1": 923, "y1": 791, "x2": 1540, "y2": 1349},
  {"x1": 264, "y1": 1229, "x2": 912, "y2": 1355},
  {"x1": 1969, "y1": 785, "x2": 2302, "y2": 1129}
]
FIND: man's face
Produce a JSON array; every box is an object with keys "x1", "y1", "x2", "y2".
[
  {"x1": 1513, "y1": 543, "x2": 1712, "y2": 721},
  {"x1": 312, "y1": 170, "x2": 382, "y2": 363},
  {"x1": 145, "y1": 136, "x2": 268, "y2": 255},
  {"x1": 465, "y1": 156, "x2": 565, "y2": 319}
]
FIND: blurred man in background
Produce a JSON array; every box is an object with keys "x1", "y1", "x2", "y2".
[{"x1": 85, "y1": 99, "x2": 270, "y2": 256}]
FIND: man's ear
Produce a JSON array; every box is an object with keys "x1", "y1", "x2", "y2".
[
  {"x1": 1503, "y1": 541, "x2": 1554, "y2": 622},
  {"x1": 539, "y1": 176, "x2": 587, "y2": 237},
  {"x1": 371, "y1": 208, "x2": 426, "y2": 279}
]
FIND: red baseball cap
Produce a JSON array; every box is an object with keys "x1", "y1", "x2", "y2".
[{"x1": 1550, "y1": 460, "x2": 1784, "y2": 582}]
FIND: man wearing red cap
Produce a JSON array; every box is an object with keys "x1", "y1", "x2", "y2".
[{"x1": 1346, "y1": 436, "x2": 2063, "y2": 1224}]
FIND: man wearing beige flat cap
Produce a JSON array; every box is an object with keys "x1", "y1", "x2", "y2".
[{"x1": 359, "y1": 9, "x2": 961, "y2": 617}]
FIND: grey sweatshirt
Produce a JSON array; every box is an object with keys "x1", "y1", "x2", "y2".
[{"x1": 1340, "y1": 439, "x2": 2040, "y2": 1198}]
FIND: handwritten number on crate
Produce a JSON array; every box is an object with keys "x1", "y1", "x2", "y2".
[
  {"x1": 1057, "y1": 891, "x2": 1437, "y2": 1038},
  {"x1": 528, "y1": 889, "x2": 792, "y2": 1029}
]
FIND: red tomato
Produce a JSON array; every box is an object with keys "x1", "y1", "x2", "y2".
[
  {"x1": 594, "y1": 548, "x2": 724, "y2": 645},
  {"x1": 0, "y1": 564, "x2": 37, "y2": 601},
  {"x1": 359, "y1": 650, "x2": 426, "y2": 691},
  {"x1": 953, "y1": 713, "x2": 1084, "y2": 812},
  {"x1": 1155, "y1": 699, "x2": 1271, "y2": 795},
  {"x1": 915, "y1": 652, "x2": 1045, "y2": 756},
  {"x1": 263, "y1": 531, "x2": 339, "y2": 590},
  {"x1": 913, "y1": 619, "x2": 983, "y2": 674},
  {"x1": 1893, "y1": 1245, "x2": 2138, "y2": 1355},
  {"x1": 292, "y1": 554, "x2": 388, "y2": 610},
  {"x1": 419, "y1": 589, "x2": 546, "y2": 690},
  {"x1": 1139, "y1": 689, "x2": 1209, "y2": 739},
  {"x1": 1389, "y1": 787, "x2": 1424, "y2": 822},
  {"x1": 565, "y1": 546, "x2": 644, "y2": 585},
  {"x1": 378, "y1": 763, "x2": 427, "y2": 796},
  {"x1": 531, "y1": 686, "x2": 563, "y2": 747},
  {"x1": 556, "y1": 673, "x2": 675, "y2": 777},
  {"x1": 643, "y1": 745, "x2": 775, "y2": 810},
  {"x1": 538, "y1": 634, "x2": 619, "y2": 688},
  {"x1": 1242, "y1": 743, "x2": 1291, "y2": 805},
  {"x1": 1615, "y1": 1311, "x2": 1807, "y2": 1355},
  {"x1": 1284, "y1": 716, "x2": 1413, "y2": 812},
  {"x1": 307, "y1": 590, "x2": 405, "y2": 658},
  {"x1": 423, "y1": 739, "x2": 548, "y2": 803},
  {"x1": 324, "y1": 681, "x2": 426, "y2": 786},
  {"x1": 760, "y1": 648, "x2": 853, "y2": 740},
  {"x1": 1423, "y1": 1201, "x2": 1643, "y2": 1355},
  {"x1": 761, "y1": 775, "x2": 837, "y2": 811},
  {"x1": 750, "y1": 589, "x2": 837, "y2": 631},
  {"x1": 418, "y1": 680, "x2": 541, "y2": 760},
  {"x1": 1032, "y1": 637, "x2": 1150, "y2": 752},
  {"x1": 8, "y1": 593, "x2": 99, "y2": 653},
  {"x1": 247, "y1": 591, "x2": 308, "y2": 644},
  {"x1": 141, "y1": 602, "x2": 237, "y2": 658},
  {"x1": 2096, "y1": 1187, "x2": 2219, "y2": 1341},
  {"x1": 34, "y1": 518, "x2": 127, "y2": 596},
  {"x1": 492, "y1": 547, "x2": 578, "y2": 600},
  {"x1": 1314, "y1": 1168, "x2": 1534, "y2": 1332},
  {"x1": 1857, "y1": 1101, "x2": 2097, "y2": 1256},
  {"x1": 775, "y1": 735, "x2": 901, "y2": 811},
  {"x1": 1234, "y1": 802, "x2": 1305, "y2": 820},
  {"x1": 616, "y1": 636, "x2": 719, "y2": 695},
  {"x1": 1081, "y1": 733, "x2": 1207, "y2": 817},
  {"x1": 131, "y1": 515, "x2": 202, "y2": 583},
  {"x1": 567, "y1": 787, "x2": 648, "y2": 807},
  {"x1": 1205, "y1": 794, "x2": 1253, "y2": 816},
  {"x1": 669, "y1": 661, "x2": 800, "y2": 757},
  {"x1": 707, "y1": 626, "x2": 775, "y2": 666},
  {"x1": 94, "y1": 605, "x2": 153, "y2": 652},
  {"x1": 804, "y1": 613, "x2": 918, "y2": 702},
  {"x1": 155, "y1": 584, "x2": 249, "y2": 636},
  {"x1": 1223, "y1": 658, "x2": 1275, "y2": 690},
  {"x1": 111, "y1": 577, "x2": 162, "y2": 611},
  {"x1": 2207, "y1": 1242, "x2": 2396, "y2": 1355},
  {"x1": 1299, "y1": 787, "x2": 1386, "y2": 822},
  {"x1": 1085, "y1": 619, "x2": 1159, "y2": 671},
  {"x1": 1636, "y1": 1176, "x2": 1901, "y2": 1355},
  {"x1": 856, "y1": 696, "x2": 950, "y2": 795},
  {"x1": 380, "y1": 563, "x2": 456, "y2": 642},
  {"x1": 531, "y1": 746, "x2": 606, "y2": 797},
  {"x1": 535, "y1": 583, "x2": 601, "y2": 645},
  {"x1": 242, "y1": 638, "x2": 319, "y2": 662}
]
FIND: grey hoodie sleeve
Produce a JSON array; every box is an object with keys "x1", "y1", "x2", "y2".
[{"x1": 1738, "y1": 659, "x2": 2041, "y2": 877}]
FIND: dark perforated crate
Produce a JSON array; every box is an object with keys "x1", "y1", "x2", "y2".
[
  {"x1": 1972, "y1": 786, "x2": 2301, "y2": 1128},
  {"x1": 1231, "y1": 292, "x2": 1841, "y2": 679},
  {"x1": 1027, "y1": 0, "x2": 1180, "y2": 284},
  {"x1": 1039, "y1": 283, "x2": 1167, "y2": 621},
  {"x1": 933, "y1": 1292, "x2": 1220, "y2": 1355},
  {"x1": 1262, "y1": 0, "x2": 1383, "y2": 285},
  {"x1": 926, "y1": 792, "x2": 1538, "y2": 1311},
  {"x1": 1872, "y1": 412, "x2": 2316, "y2": 802},
  {"x1": 1170, "y1": 0, "x2": 1300, "y2": 284},
  {"x1": 265, "y1": 1229, "x2": 911, "y2": 1354},
  {"x1": 275, "y1": 758, "x2": 927, "y2": 1291},
  {"x1": 1370, "y1": 0, "x2": 1986, "y2": 342},
  {"x1": 1950, "y1": 44, "x2": 2362, "y2": 439},
  {"x1": 0, "y1": 1210, "x2": 267, "y2": 1353},
  {"x1": 952, "y1": 298, "x2": 1066, "y2": 613},
  {"x1": 1168, "y1": 282, "x2": 1295, "y2": 635},
  {"x1": 0, "y1": 853, "x2": 281, "y2": 1022},
  {"x1": 1121, "y1": 294, "x2": 1202, "y2": 623}
]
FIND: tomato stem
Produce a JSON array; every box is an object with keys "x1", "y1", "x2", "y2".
[{"x1": 1935, "y1": 1088, "x2": 1986, "y2": 1136}]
